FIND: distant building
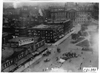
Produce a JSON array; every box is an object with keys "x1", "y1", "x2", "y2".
[
  {"x1": 65, "y1": 2, "x2": 78, "y2": 21},
  {"x1": 92, "y1": 3, "x2": 99, "y2": 20},
  {"x1": 66, "y1": 9, "x2": 77, "y2": 21},
  {"x1": 29, "y1": 24, "x2": 64, "y2": 43},
  {"x1": 74, "y1": 13, "x2": 91, "y2": 25},
  {"x1": 46, "y1": 19, "x2": 72, "y2": 34},
  {"x1": 14, "y1": 27, "x2": 28, "y2": 37},
  {"x1": 49, "y1": 6, "x2": 66, "y2": 22},
  {"x1": 2, "y1": 32, "x2": 13, "y2": 44},
  {"x1": 65, "y1": 2, "x2": 94, "y2": 25}
]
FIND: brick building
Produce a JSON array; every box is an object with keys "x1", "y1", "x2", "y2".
[
  {"x1": 14, "y1": 27, "x2": 28, "y2": 37},
  {"x1": 28, "y1": 24, "x2": 64, "y2": 43},
  {"x1": 46, "y1": 19, "x2": 72, "y2": 34}
]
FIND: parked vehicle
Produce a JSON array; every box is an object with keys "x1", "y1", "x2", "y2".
[
  {"x1": 44, "y1": 58, "x2": 50, "y2": 62},
  {"x1": 57, "y1": 48, "x2": 61, "y2": 53},
  {"x1": 43, "y1": 51, "x2": 51, "y2": 56}
]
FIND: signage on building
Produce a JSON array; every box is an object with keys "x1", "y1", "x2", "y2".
[{"x1": 19, "y1": 38, "x2": 34, "y2": 46}]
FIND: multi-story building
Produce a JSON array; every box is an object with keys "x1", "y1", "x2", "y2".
[
  {"x1": 92, "y1": 3, "x2": 99, "y2": 20},
  {"x1": 2, "y1": 32, "x2": 13, "y2": 44},
  {"x1": 74, "y1": 13, "x2": 90, "y2": 25},
  {"x1": 28, "y1": 24, "x2": 64, "y2": 43},
  {"x1": 49, "y1": 6, "x2": 66, "y2": 22},
  {"x1": 14, "y1": 27, "x2": 28, "y2": 37},
  {"x1": 49, "y1": 5, "x2": 78, "y2": 23},
  {"x1": 66, "y1": 9, "x2": 77, "y2": 21},
  {"x1": 65, "y1": 2, "x2": 78, "y2": 21},
  {"x1": 46, "y1": 19, "x2": 72, "y2": 34},
  {"x1": 2, "y1": 37, "x2": 46, "y2": 72},
  {"x1": 65, "y1": 2, "x2": 94, "y2": 25},
  {"x1": 8, "y1": 37, "x2": 45, "y2": 50}
]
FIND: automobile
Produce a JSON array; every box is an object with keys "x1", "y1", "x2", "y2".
[
  {"x1": 43, "y1": 68, "x2": 49, "y2": 71},
  {"x1": 60, "y1": 56, "x2": 69, "y2": 60},
  {"x1": 82, "y1": 47, "x2": 93, "y2": 51},
  {"x1": 61, "y1": 52, "x2": 78, "y2": 60},
  {"x1": 43, "y1": 51, "x2": 51, "y2": 56},
  {"x1": 57, "y1": 48, "x2": 61, "y2": 53},
  {"x1": 44, "y1": 58, "x2": 50, "y2": 62}
]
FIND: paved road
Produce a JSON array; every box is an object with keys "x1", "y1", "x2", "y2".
[
  {"x1": 23, "y1": 34, "x2": 98, "y2": 72},
  {"x1": 23, "y1": 24, "x2": 98, "y2": 72}
]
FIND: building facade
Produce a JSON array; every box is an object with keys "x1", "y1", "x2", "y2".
[
  {"x1": 14, "y1": 27, "x2": 28, "y2": 37},
  {"x1": 28, "y1": 24, "x2": 64, "y2": 43},
  {"x1": 46, "y1": 20, "x2": 72, "y2": 34},
  {"x1": 2, "y1": 37, "x2": 46, "y2": 72},
  {"x1": 49, "y1": 6, "x2": 66, "y2": 22}
]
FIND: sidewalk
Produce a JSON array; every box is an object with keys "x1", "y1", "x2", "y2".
[
  {"x1": 53, "y1": 24, "x2": 81, "y2": 46},
  {"x1": 52, "y1": 30, "x2": 75, "y2": 46},
  {"x1": 14, "y1": 54, "x2": 42, "y2": 72}
]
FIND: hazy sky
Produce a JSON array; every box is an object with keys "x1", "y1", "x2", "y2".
[
  {"x1": 3, "y1": 2, "x2": 66, "y2": 8},
  {"x1": 3, "y1": 1, "x2": 95, "y2": 9}
]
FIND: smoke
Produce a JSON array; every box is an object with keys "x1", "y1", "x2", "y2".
[
  {"x1": 39, "y1": 8, "x2": 43, "y2": 16},
  {"x1": 12, "y1": 1, "x2": 20, "y2": 8},
  {"x1": 90, "y1": 32, "x2": 99, "y2": 55},
  {"x1": 86, "y1": 24, "x2": 98, "y2": 56}
]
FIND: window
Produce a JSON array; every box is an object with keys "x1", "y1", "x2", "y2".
[
  {"x1": 46, "y1": 31, "x2": 47, "y2": 33},
  {"x1": 18, "y1": 54, "x2": 22, "y2": 59},
  {"x1": 47, "y1": 40, "x2": 50, "y2": 42},
  {"x1": 35, "y1": 44, "x2": 38, "y2": 49},
  {"x1": 10, "y1": 60, "x2": 13, "y2": 64},
  {"x1": 38, "y1": 43, "x2": 40, "y2": 47},
  {"x1": 4, "y1": 64, "x2": 7, "y2": 68},
  {"x1": 6, "y1": 62, "x2": 8, "y2": 67},
  {"x1": 38, "y1": 42, "x2": 40, "y2": 47},
  {"x1": 28, "y1": 30, "x2": 31, "y2": 32},
  {"x1": 25, "y1": 50, "x2": 28, "y2": 55},
  {"x1": 42, "y1": 40, "x2": 44, "y2": 45},
  {"x1": 21, "y1": 52, "x2": 24, "y2": 57},
  {"x1": 8, "y1": 61, "x2": 10, "y2": 66}
]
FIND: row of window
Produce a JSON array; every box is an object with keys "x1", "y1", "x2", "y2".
[
  {"x1": 19, "y1": 38, "x2": 34, "y2": 46},
  {"x1": 3, "y1": 49, "x2": 29, "y2": 70},
  {"x1": 34, "y1": 32, "x2": 53, "y2": 37},
  {"x1": 3, "y1": 60, "x2": 13, "y2": 69},
  {"x1": 45, "y1": 36, "x2": 53, "y2": 39},
  {"x1": 2, "y1": 40, "x2": 45, "y2": 70},
  {"x1": 35, "y1": 40, "x2": 45, "y2": 49}
]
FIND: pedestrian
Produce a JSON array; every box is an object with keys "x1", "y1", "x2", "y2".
[
  {"x1": 79, "y1": 67, "x2": 81, "y2": 70},
  {"x1": 69, "y1": 59, "x2": 72, "y2": 63},
  {"x1": 80, "y1": 63, "x2": 82, "y2": 66},
  {"x1": 90, "y1": 60, "x2": 91, "y2": 63},
  {"x1": 81, "y1": 52, "x2": 83, "y2": 54}
]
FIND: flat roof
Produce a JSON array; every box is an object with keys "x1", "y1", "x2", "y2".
[
  {"x1": 33, "y1": 24, "x2": 49, "y2": 29},
  {"x1": 32, "y1": 24, "x2": 62, "y2": 30},
  {"x1": 8, "y1": 37, "x2": 38, "y2": 42}
]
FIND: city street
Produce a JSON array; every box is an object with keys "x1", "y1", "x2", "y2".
[
  {"x1": 23, "y1": 25, "x2": 98, "y2": 72},
  {"x1": 2, "y1": 2, "x2": 99, "y2": 72}
]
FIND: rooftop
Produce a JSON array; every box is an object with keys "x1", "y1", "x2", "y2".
[
  {"x1": 32, "y1": 24, "x2": 62, "y2": 30},
  {"x1": 8, "y1": 37, "x2": 38, "y2": 42}
]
